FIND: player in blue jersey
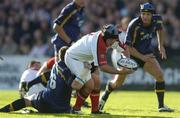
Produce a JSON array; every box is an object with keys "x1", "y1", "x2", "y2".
[
  {"x1": 52, "y1": 0, "x2": 85, "y2": 61},
  {"x1": 99, "y1": 3, "x2": 174, "y2": 112},
  {"x1": 0, "y1": 46, "x2": 75, "y2": 113}
]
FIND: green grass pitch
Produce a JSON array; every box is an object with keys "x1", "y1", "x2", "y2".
[{"x1": 0, "y1": 90, "x2": 180, "y2": 118}]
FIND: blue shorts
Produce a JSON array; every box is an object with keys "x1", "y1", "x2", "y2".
[
  {"x1": 31, "y1": 91, "x2": 54, "y2": 113},
  {"x1": 31, "y1": 91, "x2": 71, "y2": 113}
]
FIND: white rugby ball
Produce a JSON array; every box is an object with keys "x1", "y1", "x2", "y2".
[{"x1": 111, "y1": 49, "x2": 138, "y2": 70}]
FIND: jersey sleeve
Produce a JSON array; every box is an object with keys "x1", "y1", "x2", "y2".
[
  {"x1": 125, "y1": 19, "x2": 137, "y2": 47},
  {"x1": 54, "y1": 3, "x2": 77, "y2": 28},
  {"x1": 96, "y1": 35, "x2": 107, "y2": 66},
  {"x1": 46, "y1": 57, "x2": 55, "y2": 69}
]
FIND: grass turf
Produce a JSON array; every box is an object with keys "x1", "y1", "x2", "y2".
[{"x1": 0, "y1": 90, "x2": 180, "y2": 118}]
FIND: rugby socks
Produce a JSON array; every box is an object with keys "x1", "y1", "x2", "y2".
[
  {"x1": 102, "y1": 82, "x2": 114, "y2": 101},
  {"x1": 0, "y1": 98, "x2": 26, "y2": 112},
  {"x1": 155, "y1": 81, "x2": 165, "y2": 108},
  {"x1": 28, "y1": 71, "x2": 50, "y2": 88},
  {"x1": 99, "y1": 82, "x2": 114, "y2": 111},
  {"x1": 73, "y1": 91, "x2": 88, "y2": 111},
  {"x1": 90, "y1": 90, "x2": 100, "y2": 113}
]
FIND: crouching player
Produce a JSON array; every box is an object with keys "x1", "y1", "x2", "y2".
[
  {"x1": 0, "y1": 46, "x2": 75, "y2": 113},
  {"x1": 99, "y1": 3, "x2": 174, "y2": 112}
]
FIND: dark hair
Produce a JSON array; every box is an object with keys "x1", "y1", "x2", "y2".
[{"x1": 101, "y1": 24, "x2": 119, "y2": 40}]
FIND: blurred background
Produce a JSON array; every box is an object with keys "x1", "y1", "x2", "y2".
[{"x1": 0, "y1": 0, "x2": 180, "y2": 90}]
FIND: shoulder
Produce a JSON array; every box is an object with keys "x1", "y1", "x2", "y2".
[
  {"x1": 127, "y1": 17, "x2": 141, "y2": 30},
  {"x1": 152, "y1": 14, "x2": 163, "y2": 23},
  {"x1": 61, "y1": 2, "x2": 77, "y2": 14},
  {"x1": 152, "y1": 14, "x2": 163, "y2": 20}
]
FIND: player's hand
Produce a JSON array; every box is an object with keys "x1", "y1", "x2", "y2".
[
  {"x1": 159, "y1": 46, "x2": 167, "y2": 60},
  {"x1": 142, "y1": 53, "x2": 155, "y2": 62}
]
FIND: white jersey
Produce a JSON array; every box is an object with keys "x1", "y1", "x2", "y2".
[
  {"x1": 20, "y1": 69, "x2": 38, "y2": 83},
  {"x1": 19, "y1": 68, "x2": 45, "y2": 97},
  {"x1": 65, "y1": 31, "x2": 108, "y2": 85},
  {"x1": 67, "y1": 31, "x2": 101, "y2": 66}
]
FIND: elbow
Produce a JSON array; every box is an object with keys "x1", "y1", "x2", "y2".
[
  {"x1": 99, "y1": 65, "x2": 106, "y2": 72},
  {"x1": 53, "y1": 23, "x2": 61, "y2": 33}
]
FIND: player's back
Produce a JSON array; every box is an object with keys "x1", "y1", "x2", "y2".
[
  {"x1": 42, "y1": 61, "x2": 74, "y2": 112},
  {"x1": 66, "y1": 31, "x2": 101, "y2": 62}
]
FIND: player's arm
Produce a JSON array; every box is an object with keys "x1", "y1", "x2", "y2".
[
  {"x1": 97, "y1": 47, "x2": 133, "y2": 74},
  {"x1": 53, "y1": 5, "x2": 77, "y2": 45},
  {"x1": 19, "y1": 72, "x2": 27, "y2": 98},
  {"x1": 127, "y1": 45, "x2": 155, "y2": 62},
  {"x1": 100, "y1": 64, "x2": 133, "y2": 75},
  {"x1": 36, "y1": 57, "x2": 55, "y2": 76},
  {"x1": 156, "y1": 29, "x2": 166, "y2": 59},
  {"x1": 156, "y1": 16, "x2": 167, "y2": 60},
  {"x1": 53, "y1": 24, "x2": 72, "y2": 44},
  {"x1": 36, "y1": 62, "x2": 49, "y2": 76}
]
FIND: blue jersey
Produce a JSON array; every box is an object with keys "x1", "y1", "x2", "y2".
[
  {"x1": 42, "y1": 61, "x2": 74, "y2": 112},
  {"x1": 126, "y1": 14, "x2": 163, "y2": 54},
  {"x1": 51, "y1": 1, "x2": 84, "y2": 48}
]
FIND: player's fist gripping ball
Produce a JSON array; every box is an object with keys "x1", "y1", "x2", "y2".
[{"x1": 111, "y1": 49, "x2": 138, "y2": 70}]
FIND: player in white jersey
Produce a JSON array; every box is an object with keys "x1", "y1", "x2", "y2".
[
  {"x1": 19, "y1": 60, "x2": 44, "y2": 98},
  {"x1": 65, "y1": 24, "x2": 134, "y2": 113},
  {"x1": 99, "y1": 17, "x2": 131, "y2": 111}
]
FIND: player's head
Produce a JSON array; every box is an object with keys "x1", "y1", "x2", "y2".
[
  {"x1": 140, "y1": 2, "x2": 155, "y2": 13},
  {"x1": 102, "y1": 24, "x2": 119, "y2": 46},
  {"x1": 140, "y1": 2, "x2": 155, "y2": 25},
  {"x1": 74, "y1": 0, "x2": 86, "y2": 8},
  {"x1": 28, "y1": 60, "x2": 41, "y2": 70},
  {"x1": 58, "y1": 46, "x2": 69, "y2": 62}
]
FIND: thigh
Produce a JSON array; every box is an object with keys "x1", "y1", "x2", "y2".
[
  {"x1": 27, "y1": 91, "x2": 53, "y2": 113},
  {"x1": 143, "y1": 58, "x2": 164, "y2": 81},
  {"x1": 131, "y1": 56, "x2": 145, "y2": 68},
  {"x1": 65, "y1": 55, "x2": 91, "y2": 83}
]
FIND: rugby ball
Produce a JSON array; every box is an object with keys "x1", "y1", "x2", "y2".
[{"x1": 111, "y1": 49, "x2": 138, "y2": 70}]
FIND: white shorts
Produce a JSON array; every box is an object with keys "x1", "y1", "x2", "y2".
[{"x1": 65, "y1": 53, "x2": 91, "y2": 85}]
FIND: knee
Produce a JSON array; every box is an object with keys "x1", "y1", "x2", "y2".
[
  {"x1": 156, "y1": 71, "x2": 164, "y2": 82},
  {"x1": 24, "y1": 98, "x2": 31, "y2": 107},
  {"x1": 92, "y1": 74, "x2": 101, "y2": 90},
  {"x1": 71, "y1": 80, "x2": 83, "y2": 90},
  {"x1": 109, "y1": 76, "x2": 126, "y2": 89},
  {"x1": 84, "y1": 79, "x2": 94, "y2": 91},
  {"x1": 109, "y1": 82, "x2": 117, "y2": 90}
]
